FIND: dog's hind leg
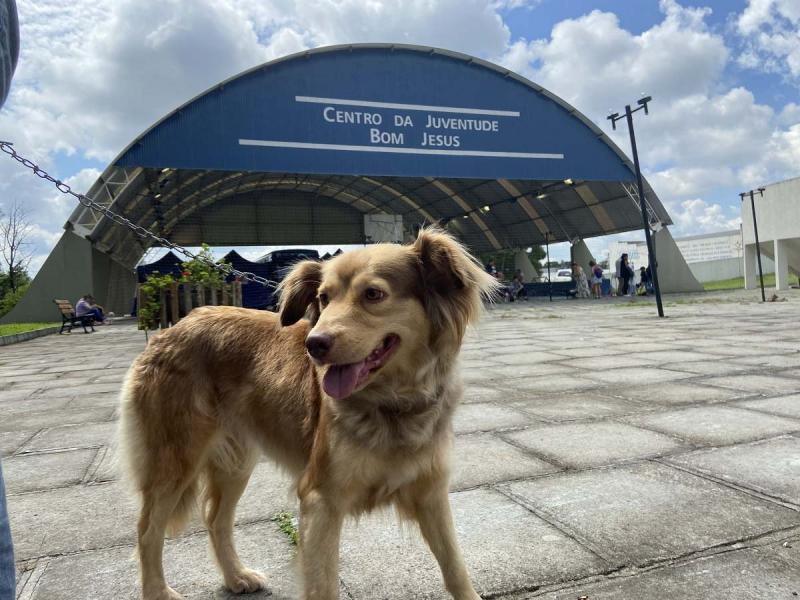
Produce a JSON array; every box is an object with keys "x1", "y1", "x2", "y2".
[
  {"x1": 138, "y1": 486, "x2": 190, "y2": 600},
  {"x1": 204, "y1": 445, "x2": 268, "y2": 594}
]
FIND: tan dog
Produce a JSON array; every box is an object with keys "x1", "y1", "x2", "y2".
[{"x1": 119, "y1": 228, "x2": 499, "y2": 599}]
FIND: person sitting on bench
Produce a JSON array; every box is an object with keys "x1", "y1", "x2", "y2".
[{"x1": 75, "y1": 294, "x2": 107, "y2": 325}]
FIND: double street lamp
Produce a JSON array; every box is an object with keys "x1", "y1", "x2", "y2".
[
  {"x1": 739, "y1": 188, "x2": 766, "y2": 302},
  {"x1": 608, "y1": 96, "x2": 665, "y2": 318}
]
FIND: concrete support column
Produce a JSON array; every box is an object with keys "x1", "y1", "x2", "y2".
[
  {"x1": 514, "y1": 250, "x2": 539, "y2": 281},
  {"x1": 774, "y1": 239, "x2": 789, "y2": 291},
  {"x1": 743, "y1": 244, "x2": 757, "y2": 290},
  {"x1": 570, "y1": 239, "x2": 596, "y2": 273}
]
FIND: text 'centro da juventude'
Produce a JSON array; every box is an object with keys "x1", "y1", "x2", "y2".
[{"x1": 239, "y1": 96, "x2": 565, "y2": 160}]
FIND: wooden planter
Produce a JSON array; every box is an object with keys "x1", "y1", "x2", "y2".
[{"x1": 137, "y1": 281, "x2": 243, "y2": 330}]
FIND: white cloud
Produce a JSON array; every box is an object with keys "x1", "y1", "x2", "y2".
[
  {"x1": 736, "y1": 0, "x2": 800, "y2": 81},
  {"x1": 4, "y1": 0, "x2": 800, "y2": 275},
  {"x1": 668, "y1": 198, "x2": 741, "y2": 236}
]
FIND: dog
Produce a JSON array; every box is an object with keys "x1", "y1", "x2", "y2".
[{"x1": 119, "y1": 228, "x2": 499, "y2": 600}]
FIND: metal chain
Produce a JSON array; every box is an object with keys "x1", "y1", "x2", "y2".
[{"x1": 0, "y1": 141, "x2": 278, "y2": 287}]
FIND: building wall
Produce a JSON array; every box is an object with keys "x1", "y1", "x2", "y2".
[
  {"x1": 688, "y1": 256, "x2": 775, "y2": 283},
  {"x1": 741, "y1": 176, "x2": 800, "y2": 245}
]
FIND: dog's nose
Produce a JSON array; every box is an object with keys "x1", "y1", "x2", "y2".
[{"x1": 305, "y1": 333, "x2": 334, "y2": 360}]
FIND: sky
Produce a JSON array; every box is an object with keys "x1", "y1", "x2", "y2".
[{"x1": 1, "y1": 0, "x2": 799, "y2": 270}]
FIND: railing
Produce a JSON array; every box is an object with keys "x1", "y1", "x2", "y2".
[{"x1": 136, "y1": 281, "x2": 243, "y2": 330}]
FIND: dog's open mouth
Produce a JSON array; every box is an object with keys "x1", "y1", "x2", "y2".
[{"x1": 322, "y1": 334, "x2": 400, "y2": 400}]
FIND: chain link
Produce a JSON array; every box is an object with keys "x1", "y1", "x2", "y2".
[{"x1": 0, "y1": 141, "x2": 279, "y2": 288}]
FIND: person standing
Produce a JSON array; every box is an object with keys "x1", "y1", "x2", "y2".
[
  {"x1": 620, "y1": 254, "x2": 633, "y2": 296},
  {"x1": 589, "y1": 260, "x2": 603, "y2": 299},
  {"x1": 572, "y1": 263, "x2": 591, "y2": 299}
]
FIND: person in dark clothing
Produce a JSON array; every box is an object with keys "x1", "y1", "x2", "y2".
[{"x1": 620, "y1": 253, "x2": 633, "y2": 296}]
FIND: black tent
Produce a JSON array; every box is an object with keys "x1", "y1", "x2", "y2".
[{"x1": 222, "y1": 250, "x2": 276, "y2": 310}]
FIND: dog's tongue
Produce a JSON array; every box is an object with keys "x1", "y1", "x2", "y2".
[{"x1": 323, "y1": 361, "x2": 367, "y2": 400}]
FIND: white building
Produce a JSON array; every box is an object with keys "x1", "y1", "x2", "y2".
[
  {"x1": 610, "y1": 230, "x2": 780, "y2": 285},
  {"x1": 741, "y1": 176, "x2": 800, "y2": 291}
]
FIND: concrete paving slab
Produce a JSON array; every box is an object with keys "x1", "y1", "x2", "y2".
[
  {"x1": 504, "y1": 421, "x2": 685, "y2": 469},
  {"x1": 66, "y1": 391, "x2": 120, "y2": 410},
  {"x1": 509, "y1": 375, "x2": 598, "y2": 394},
  {"x1": 506, "y1": 462, "x2": 800, "y2": 565},
  {"x1": 482, "y1": 363, "x2": 574, "y2": 381},
  {"x1": 339, "y1": 488, "x2": 607, "y2": 599},
  {"x1": 547, "y1": 545, "x2": 800, "y2": 600},
  {"x1": 451, "y1": 433, "x2": 558, "y2": 489},
  {"x1": 735, "y1": 394, "x2": 800, "y2": 419},
  {"x1": 509, "y1": 392, "x2": 644, "y2": 422},
  {"x1": 559, "y1": 355, "x2": 660, "y2": 370},
  {"x1": 22, "y1": 521, "x2": 298, "y2": 600},
  {"x1": 7, "y1": 481, "x2": 140, "y2": 560},
  {"x1": 452, "y1": 402, "x2": 530, "y2": 433},
  {"x1": 625, "y1": 405, "x2": 800, "y2": 445},
  {"x1": 0, "y1": 395, "x2": 74, "y2": 419},
  {"x1": 731, "y1": 353, "x2": 800, "y2": 369},
  {"x1": 0, "y1": 406, "x2": 113, "y2": 433},
  {"x1": 660, "y1": 360, "x2": 754, "y2": 376},
  {"x1": 638, "y1": 350, "x2": 727, "y2": 364},
  {"x1": 462, "y1": 384, "x2": 521, "y2": 404},
  {"x1": 0, "y1": 430, "x2": 35, "y2": 457},
  {"x1": 665, "y1": 436, "x2": 800, "y2": 505},
  {"x1": 582, "y1": 367, "x2": 694, "y2": 385},
  {"x1": 604, "y1": 381, "x2": 747, "y2": 406},
  {"x1": 702, "y1": 374, "x2": 800, "y2": 395},
  {"x1": 3, "y1": 448, "x2": 97, "y2": 493},
  {"x1": 19, "y1": 421, "x2": 116, "y2": 453},
  {"x1": 493, "y1": 351, "x2": 574, "y2": 365}
]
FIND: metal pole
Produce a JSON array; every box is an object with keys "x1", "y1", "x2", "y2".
[
  {"x1": 545, "y1": 232, "x2": 552, "y2": 302},
  {"x1": 749, "y1": 190, "x2": 766, "y2": 302},
  {"x1": 625, "y1": 105, "x2": 664, "y2": 317}
]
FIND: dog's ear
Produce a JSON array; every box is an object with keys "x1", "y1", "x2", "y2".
[
  {"x1": 277, "y1": 260, "x2": 323, "y2": 326},
  {"x1": 413, "y1": 227, "x2": 499, "y2": 343}
]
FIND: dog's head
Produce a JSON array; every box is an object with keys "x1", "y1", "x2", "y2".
[{"x1": 278, "y1": 227, "x2": 498, "y2": 401}]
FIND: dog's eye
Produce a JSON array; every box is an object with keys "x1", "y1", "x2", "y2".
[
  {"x1": 364, "y1": 288, "x2": 385, "y2": 302},
  {"x1": 318, "y1": 293, "x2": 329, "y2": 307}
]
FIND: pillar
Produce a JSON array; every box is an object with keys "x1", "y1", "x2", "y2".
[
  {"x1": 743, "y1": 244, "x2": 757, "y2": 290},
  {"x1": 774, "y1": 239, "x2": 789, "y2": 291},
  {"x1": 514, "y1": 250, "x2": 539, "y2": 281}
]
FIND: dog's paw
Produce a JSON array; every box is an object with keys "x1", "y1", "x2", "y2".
[{"x1": 225, "y1": 568, "x2": 268, "y2": 594}]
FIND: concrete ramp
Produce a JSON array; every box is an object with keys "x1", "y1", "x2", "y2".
[{"x1": 653, "y1": 227, "x2": 704, "y2": 293}]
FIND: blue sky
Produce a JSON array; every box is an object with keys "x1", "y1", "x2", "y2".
[{"x1": 1, "y1": 0, "x2": 798, "y2": 269}]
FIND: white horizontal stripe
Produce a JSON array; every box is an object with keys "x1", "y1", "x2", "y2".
[
  {"x1": 239, "y1": 139, "x2": 563, "y2": 160},
  {"x1": 295, "y1": 95, "x2": 520, "y2": 117}
]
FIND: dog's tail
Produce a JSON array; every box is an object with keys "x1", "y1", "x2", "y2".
[{"x1": 117, "y1": 368, "x2": 203, "y2": 536}]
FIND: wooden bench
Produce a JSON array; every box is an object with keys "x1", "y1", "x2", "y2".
[
  {"x1": 54, "y1": 299, "x2": 95, "y2": 334},
  {"x1": 523, "y1": 281, "x2": 576, "y2": 298}
]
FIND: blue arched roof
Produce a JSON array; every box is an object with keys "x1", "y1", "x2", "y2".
[
  {"x1": 70, "y1": 44, "x2": 671, "y2": 265},
  {"x1": 115, "y1": 44, "x2": 634, "y2": 183}
]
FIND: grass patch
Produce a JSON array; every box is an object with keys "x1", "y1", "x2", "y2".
[
  {"x1": 272, "y1": 511, "x2": 299, "y2": 546},
  {"x1": 0, "y1": 323, "x2": 59, "y2": 337},
  {"x1": 703, "y1": 273, "x2": 776, "y2": 291}
]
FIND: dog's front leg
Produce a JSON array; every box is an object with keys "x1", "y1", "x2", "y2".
[
  {"x1": 299, "y1": 490, "x2": 344, "y2": 600},
  {"x1": 409, "y1": 481, "x2": 481, "y2": 600}
]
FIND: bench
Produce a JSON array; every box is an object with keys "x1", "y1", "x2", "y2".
[{"x1": 54, "y1": 299, "x2": 95, "y2": 334}]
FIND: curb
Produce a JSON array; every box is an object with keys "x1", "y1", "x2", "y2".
[{"x1": 0, "y1": 325, "x2": 60, "y2": 346}]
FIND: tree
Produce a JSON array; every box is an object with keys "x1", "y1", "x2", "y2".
[{"x1": 0, "y1": 200, "x2": 33, "y2": 293}]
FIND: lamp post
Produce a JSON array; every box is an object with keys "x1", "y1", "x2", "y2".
[
  {"x1": 608, "y1": 96, "x2": 665, "y2": 318},
  {"x1": 740, "y1": 188, "x2": 766, "y2": 302}
]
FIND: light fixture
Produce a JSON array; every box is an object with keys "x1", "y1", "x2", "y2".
[
  {"x1": 536, "y1": 193, "x2": 547, "y2": 200},
  {"x1": 563, "y1": 178, "x2": 574, "y2": 185},
  {"x1": 160, "y1": 167, "x2": 171, "y2": 174},
  {"x1": 154, "y1": 193, "x2": 162, "y2": 199},
  {"x1": 481, "y1": 205, "x2": 490, "y2": 212},
  {"x1": 462, "y1": 214, "x2": 469, "y2": 219}
]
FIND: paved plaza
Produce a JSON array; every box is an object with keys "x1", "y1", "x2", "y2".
[{"x1": 2, "y1": 291, "x2": 800, "y2": 599}]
